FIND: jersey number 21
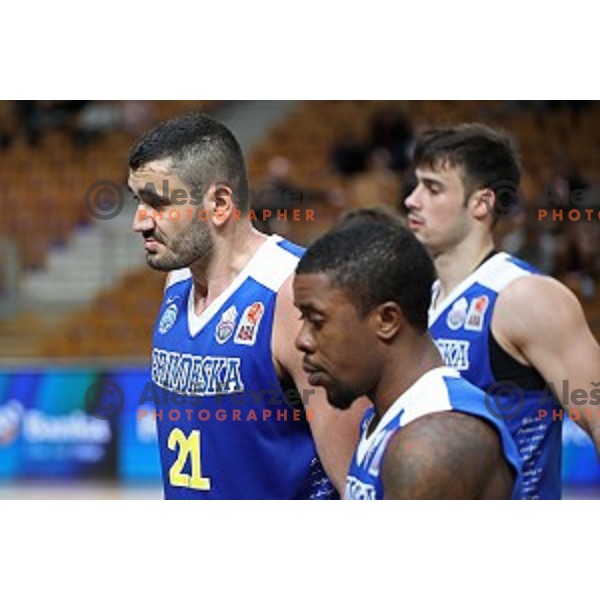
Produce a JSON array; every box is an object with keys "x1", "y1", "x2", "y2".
[{"x1": 168, "y1": 428, "x2": 212, "y2": 491}]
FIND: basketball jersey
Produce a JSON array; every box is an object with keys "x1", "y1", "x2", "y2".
[
  {"x1": 150, "y1": 234, "x2": 336, "y2": 499},
  {"x1": 429, "y1": 252, "x2": 561, "y2": 499},
  {"x1": 345, "y1": 366, "x2": 522, "y2": 499}
]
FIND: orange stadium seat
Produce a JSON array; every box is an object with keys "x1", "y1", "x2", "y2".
[{"x1": 2, "y1": 100, "x2": 599, "y2": 360}]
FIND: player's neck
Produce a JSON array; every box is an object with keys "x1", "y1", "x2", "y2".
[
  {"x1": 433, "y1": 233, "x2": 495, "y2": 307},
  {"x1": 369, "y1": 335, "x2": 443, "y2": 428},
  {"x1": 189, "y1": 224, "x2": 269, "y2": 313}
]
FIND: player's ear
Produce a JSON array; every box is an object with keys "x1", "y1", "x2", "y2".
[
  {"x1": 471, "y1": 188, "x2": 494, "y2": 222},
  {"x1": 373, "y1": 302, "x2": 403, "y2": 341},
  {"x1": 208, "y1": 181, "x2": 235, "y2": 227}
]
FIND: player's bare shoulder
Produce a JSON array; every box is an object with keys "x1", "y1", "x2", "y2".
[
  {"x1": 381, "y1": 411, "x2": 514, "y2": 499},
  {"x1": 494, "y1": 273, "x2": 585, "y2": 347}
]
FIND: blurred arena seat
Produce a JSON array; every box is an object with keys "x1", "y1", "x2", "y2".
[{"x1": 1, "y1": 100, "x2": 598, "y2": 359}]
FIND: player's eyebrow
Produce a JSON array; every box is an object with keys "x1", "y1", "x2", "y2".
[
  {"x1": 296, "y1": 302, "x2": 325, "y2": 317},
  {"x1": 129, "y1": 186, "x2": 171, "y2": 206},
  {"x1": 420, "y1": 175, "x2": 445, "y2": 187}
]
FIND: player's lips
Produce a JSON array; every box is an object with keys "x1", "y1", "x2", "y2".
[
  {"x1": 303, "y1": 361, "x2": 329, "y2": 386},
  {"x1": 407, "y1": 215, "x2": 424, "y2": 229},
  {"x1": 143, "y1": 237, "x2": 162, "y2": 250}
]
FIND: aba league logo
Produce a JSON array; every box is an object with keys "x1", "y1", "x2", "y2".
[
  {"x1": 234, "y1": 302, "x2": 265, "y2": 346},
  {"x1": 158, "y1": 303, "x2": 178, "y2": 334}
]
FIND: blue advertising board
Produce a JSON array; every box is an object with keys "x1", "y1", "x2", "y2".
[
  {"x1": 1, "y1": 366, "x2": 599, "y2": 493},
  {"x1": 0, "y1": 367, "x2": 160, "y2": 481}
]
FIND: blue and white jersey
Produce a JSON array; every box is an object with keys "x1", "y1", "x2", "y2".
[
  {"x1": 345, "y1": 367, "x2": 522, "y2": 499},
  {"x1": 150, "y1": 235, "x2": 336, "y2": 499},
  {"x1": 429, "y1": 252, "x2": 561, "y2": 499}
]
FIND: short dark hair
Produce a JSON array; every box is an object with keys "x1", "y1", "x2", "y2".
[
  {"x1": 413, "y1": 123, "x2": 521, "y2": 218},
  {"x1": 297, "y1": 223, "x2": 435, "y2": 332},
  {"x1": 128, "y1": 112, "x2": 249, "y2": 212},
  {"x1": 335, "y1": 205, "x2": 406, "y2": 230}
]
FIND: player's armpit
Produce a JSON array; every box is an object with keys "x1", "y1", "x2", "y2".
[
  {"x1": 272, "y1": 274, "x2": 367, "y2": 493},
  {"x1": 381, "y1": 412, "x2": 514, "y2": 499},
  {"x1": 494, "y1": 275, "x2": 600, "y2": 447}
]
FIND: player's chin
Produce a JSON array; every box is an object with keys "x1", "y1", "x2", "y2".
[
  {"x1": 145, "y1": 253, "x2": 174, "y2": 272},
  {"x1": 326, "y1": 386, "x2": 359, "y2": 411}
]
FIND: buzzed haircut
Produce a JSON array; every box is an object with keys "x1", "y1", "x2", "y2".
[
  {"x1": 129, "y1": 112, "x2": 250, "y2": 212},
  {"x1": 413, "y1": 123, "x2": 521, "y2": 217},
  {"x1": 297, "y1": 223, "x2": 435, "y2": 332}
]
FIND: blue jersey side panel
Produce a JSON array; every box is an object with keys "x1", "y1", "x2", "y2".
[{"x1": 429, "y1": 253, "x2": 562, "y2": 499}]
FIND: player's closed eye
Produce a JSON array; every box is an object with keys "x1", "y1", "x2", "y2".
[{"x1": 298, "y1": 312, "x2": 324, "y2": 329}]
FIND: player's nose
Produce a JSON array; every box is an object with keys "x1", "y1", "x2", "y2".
[
  {"x1": 295, "y1": 322, "x2": 316, "y2": 355},
  {"x1": 404, "y1": 186, "x2": 422, "y2": 211},
  {"x1": 132, "y1": 205, "x2": 155, "y2": 233}
]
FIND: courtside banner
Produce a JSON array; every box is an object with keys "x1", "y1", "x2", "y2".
[
  {"x1": 0, "y1": 367, "x2": 158, "y2": 480},
  {"x1": 0, "y1": 366, "x2": 598, "y2": 490},
  {"x1": 109, "y1": 368, "x2": 161, "y2": 480},
  {"x1": 0, "y1": 368, "x2": 117, "y2": 478}
]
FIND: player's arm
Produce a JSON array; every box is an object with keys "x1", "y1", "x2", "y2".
[
  {"x1": 273, "y1": 274, "x2": 369, "y2": 493},
  {"x1": 494, "y1": 275, "x2": 600, "y2": 448},
  {"x1": 381, "y1": 412, "x2": 514, "y2": 499}
]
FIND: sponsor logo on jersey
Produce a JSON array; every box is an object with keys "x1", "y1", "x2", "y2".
[
  {"x1": 345, "y1": 475, "x2": 377, "y2": 500},
  {"x1": 152, "y1": 349, "x2": 245, "y2": 396},
  {"x1": 435, "y1": 339, "x2": 470, "y2": 370},
  {"x1": 215, "y1": 306, "x2": 238, "y2": 344},
  {"x1": 234, "y1": 302, "x2": 265, "y2": 346},
  {"x1": 447, "y1": 297, "x2": 468, "y2": 330},
  {"x1": 158, "y1": 303, "x2": 178, "y2": 334},
  {"x1": 464, "y1": 294, "x2": 489, "y2": 332}
]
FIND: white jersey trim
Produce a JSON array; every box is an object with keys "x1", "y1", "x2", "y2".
[
  {"x1": 186, "y1": 235, "x2": 295, "y2": 338},
  {"x1": 429, "y1": 252, "x2": 532, "y2": 327},
  {"x1": 165, "y1": 268, "x2": 192, "y2": 289},
  {"x1": 355, "y1": 366, "x2": 459, "y2": 465},
  {"x1": 251, "y1": 238, "x2": 300, "y2": 292}
]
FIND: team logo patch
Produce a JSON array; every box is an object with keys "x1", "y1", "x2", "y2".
[
  {"x1": 158, "y1": 303, "x2": 178, "y2": 334},
  {"x1": 215, "y1": 306, "x2": 238, "y2": 344},
  {"x1": 234, "y1": 302, "x2": 265, "y2": 346},
  {"x1": 447, "y1": 297, "x2": 468, "y2": 330},
  {"x1": 464, "y1": 295, "x2": 489, "y2": 332}
]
